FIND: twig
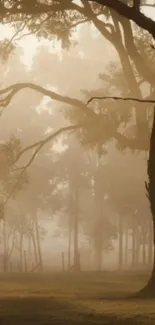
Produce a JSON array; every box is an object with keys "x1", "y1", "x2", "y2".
[{"x1": 86, "y1": 95, "x2": 155, "y2": 106}]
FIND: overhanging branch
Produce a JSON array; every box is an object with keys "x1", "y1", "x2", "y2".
[{"x1": 0, "y1": 82, "x2": 95, "y2": 118}]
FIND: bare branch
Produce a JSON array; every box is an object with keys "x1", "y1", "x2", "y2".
[
  {"x1": 86, "y1": 95, "x2": 155, "y2": 106},
  {"x1": 4, "y1": 122, "x2": 87, "y2": 206}
]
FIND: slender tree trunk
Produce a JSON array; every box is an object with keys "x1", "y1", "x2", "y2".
[
  {"x1": 118, "y1": 215, "x2": 123, "y2": 270},
  {"x1": 73, "y1": 188, "x2": 80, "y2": 271},
  {"x1": 31, "y1": 232, "x2": 38, "y2": 267},
  {"x1": 19, "y1": 232, "x2": 23, "y2": 272},
  {"x1": 3, "y1": 218, "x2": 7, "y2": 273},
  {"x1": 88, "y1": 239, "x2": 91, "y2": 270},
  {"x1": 142, "y1": 227, "x2": 146, "y2": 266},
  {"x1": 135, "y1": 228, "x2": 141, "y2": 266},
  {"x1": 96, "y1": 246, "x2": 102, "y2": 271},
  {"x1": 73, "y1": 200, "x2": 78, "y2": 270},
  {"x1": 132, "y1": 225, "x2": 136, "y2": 268},
  {"x1": 148, "y1": 218, "x2": 153, "y2": 266},
  {"x1": 68, "y1": 218, "x2": 71, "y2": 270},
  {"x1": 68, "y1": 194, "x2": 72, "y2": 270},
  {"x1": 62, "y1": 252, "x2": 65, "y2": 272},
  {"x1": 24, "y1": 250, "x2": 27, "y2": 273},
  {"x1": 34, "y1": 213, "x2": 43, "y2": 271},
  {"x1": 124, "y1": 226, "x2": 129, "y2": 267},
  {"x1": 28, "y1": 234, "x2": 32, "y2": 263}
]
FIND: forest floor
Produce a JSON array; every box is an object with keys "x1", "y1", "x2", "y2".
[{"x1": 0, "y1": 271, "x2": 154, "y2": 324}]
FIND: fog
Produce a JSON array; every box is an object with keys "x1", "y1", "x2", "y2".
[{"x1": 0, "y1": 13, "x2": 153, "y2": 275}]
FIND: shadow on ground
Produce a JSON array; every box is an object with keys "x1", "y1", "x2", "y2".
[{"x1": 0, "y1": 297, "x2": 153, "y2": 325}]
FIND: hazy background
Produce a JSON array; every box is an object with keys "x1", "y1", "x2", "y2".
[{"x1": 0, "y1": 4, "x2": 154, "y2": 273}]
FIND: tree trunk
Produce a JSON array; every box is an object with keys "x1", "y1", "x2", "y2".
[
  {"x1": 68, "y1": 217, "x2": 71, "y2": 270},
  {"x1": 3, "y1": 218, "x2": 7, "y2": 273},
  {"x1": 31, "y1": 232, "x2": 38, "y2": 267},
  {"x1": 142, "y1": 227, "x2": 146, "y2": 266},
  {"x1": 28, "y1": 234, "x2": 32, "y2": 267},
  {"x1": 131, "y1": 107, "x2": 155, "y2": 298},
  {"x1": 73, "y1": 188, "x2": 80, "y2": 272},
  {"x1": 19, "y1": 232, "x2": 23, "y2": 272},
  {"x1": 118, "y1": 215, "x2": 123, "y2": 270},
  {"x1": 148, "y1": 218, "x2": 153, "y2": 266},
  {"x1": 96, "y1": 247, "x2": 102, "y2": 271},
  {"x1": 34, "y1": 213, "x2": 43, "y2": 271},
  {"x1": 87, "y1": 239, "x2": 91, "y2": 270},
  {"x1": 62, "y1": 252, "x2": 65, "y2": 272},
  {"x1": 68, "y1": 193, "x2": 72, "y2": 270},
  {"x1": 24, "y1": 250, "x2": 27, "y2": 273},
  {"x1": 124, "y1": 226, "x2": 129, "y2": 267},
  {"x1": 132, "y1": 225, "x2": 136, "y2": 268},
  {"x1": 135, "y1": 227, "x2": 141, "y2": 266}
]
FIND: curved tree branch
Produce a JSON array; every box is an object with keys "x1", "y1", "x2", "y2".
[{"x1": 0, "y1": 82, "x2": 96, "y2": 118}]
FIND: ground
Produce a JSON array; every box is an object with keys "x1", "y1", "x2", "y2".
[{"x1": 0, "y1": 270, "x2": 154, "y2": 324}]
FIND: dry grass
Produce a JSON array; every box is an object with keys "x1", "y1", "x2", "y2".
[{"x1": 0, "y1": 271, "x2": 154, "y2": 324}]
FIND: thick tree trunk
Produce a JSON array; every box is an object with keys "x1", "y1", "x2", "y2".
[{"x1": 130, "y1": 107, "x2": 155, "y2": 298}]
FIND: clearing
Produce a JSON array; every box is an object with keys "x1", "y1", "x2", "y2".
[{"x1": 0, "y1": 271, "x2": 154, "y2": 324}]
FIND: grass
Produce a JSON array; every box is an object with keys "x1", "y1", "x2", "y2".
[{"x1": 0, "y1": 270, "x2": 154, "y2": 324}]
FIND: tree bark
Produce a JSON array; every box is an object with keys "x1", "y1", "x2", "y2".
[{"x1": 130, "y1": 107, "x2": 155, "y2": 298}]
